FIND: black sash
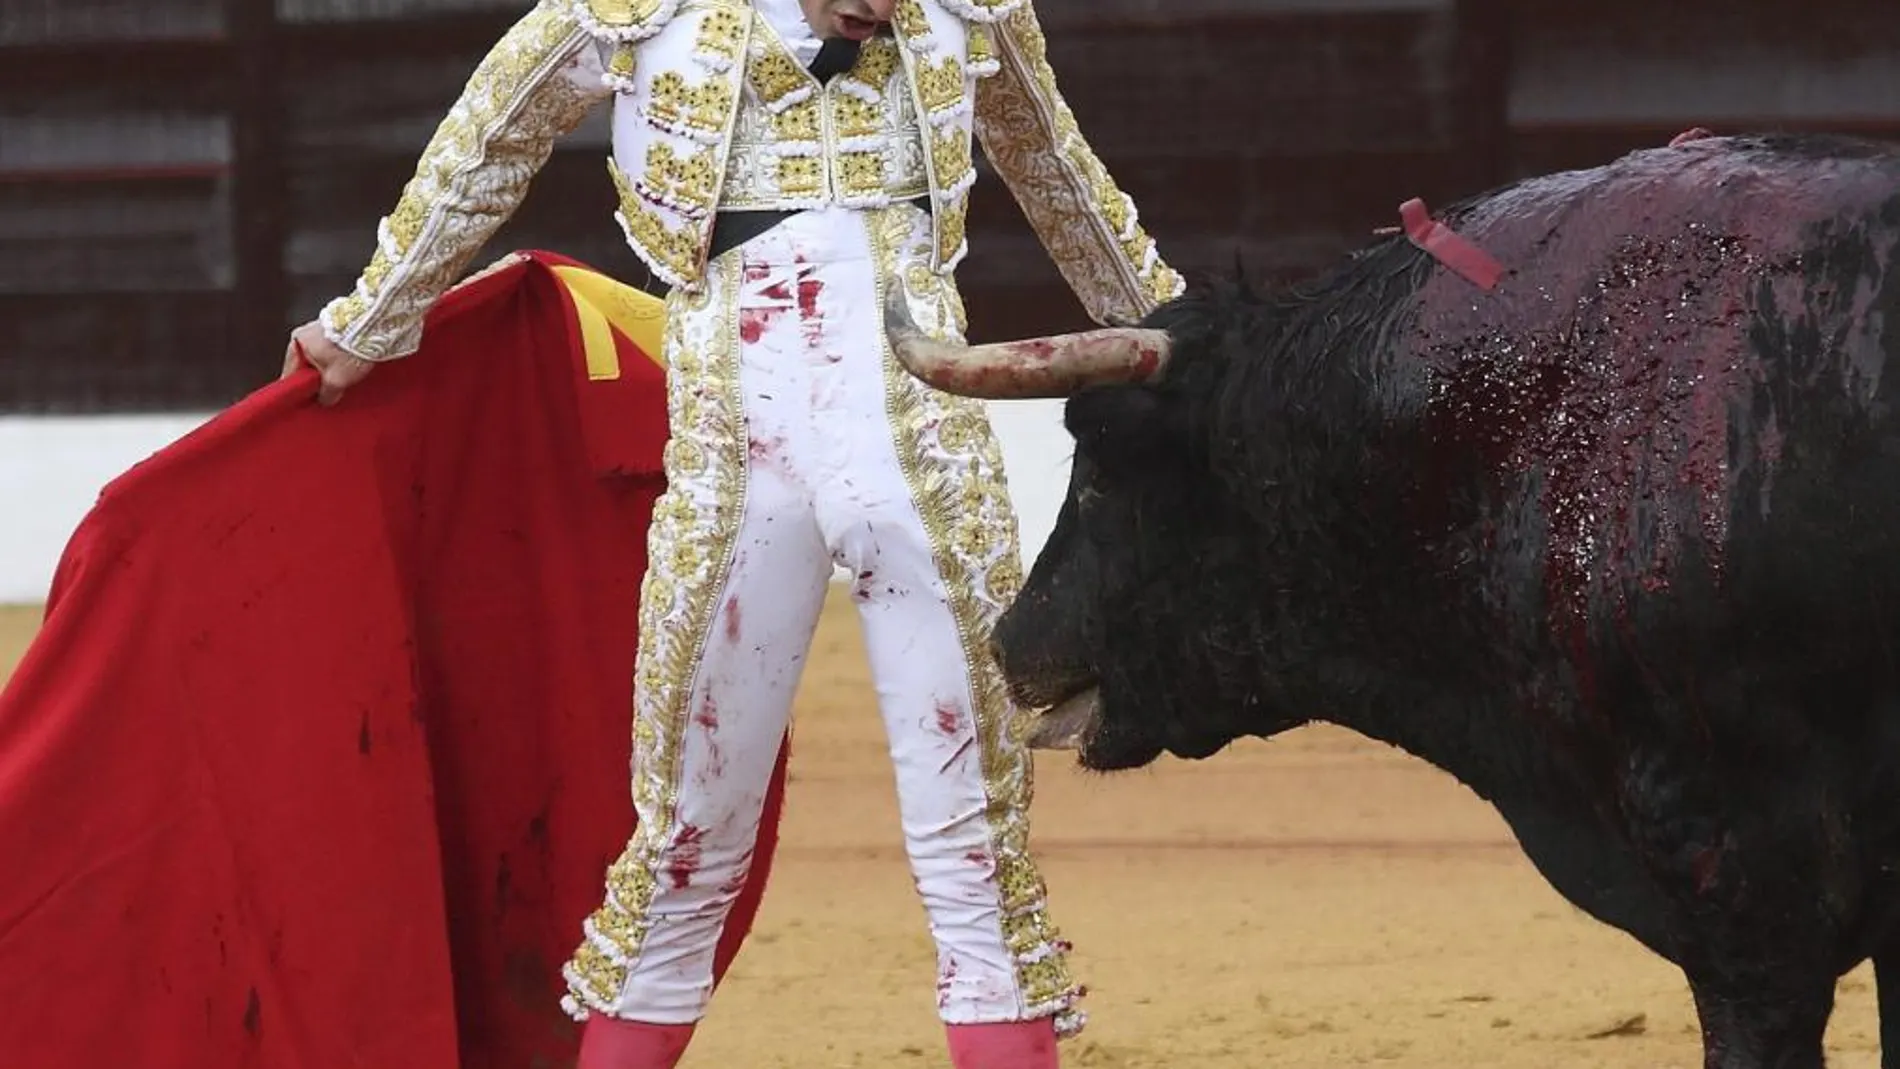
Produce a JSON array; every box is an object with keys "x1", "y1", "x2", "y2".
[{"x1": 707, "y1": 196, "x2": 933, "y2": 261}]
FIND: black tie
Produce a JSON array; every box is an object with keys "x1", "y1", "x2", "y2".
[{"x1": 808, "y1": 36, "x2": 861, "y2": 82}]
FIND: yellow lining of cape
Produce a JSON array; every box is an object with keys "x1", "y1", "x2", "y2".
[{"x1": 549, "y1": 265, "x2": 669, "y2": 380}]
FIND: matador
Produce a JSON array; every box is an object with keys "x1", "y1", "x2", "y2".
[{"x1": 290, "y1": 1, "x2": 1182, "y2": 1065}]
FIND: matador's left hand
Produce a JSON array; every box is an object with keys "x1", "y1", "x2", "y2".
[{"x1": 282, "y1": 321, "x2": 376, "y2": 408}]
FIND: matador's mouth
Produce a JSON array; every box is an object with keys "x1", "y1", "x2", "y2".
[{"x1": 836, "y1": 14, "x2": 880, "y2": 41}]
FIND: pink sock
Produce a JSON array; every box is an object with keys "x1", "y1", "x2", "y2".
[
  {"x1": 576, "y1": 1016, "x2": 697, "y2": 1069},
  {"x1": 945, "y1": 1018, "x2": 1060, "y2": 1069}
]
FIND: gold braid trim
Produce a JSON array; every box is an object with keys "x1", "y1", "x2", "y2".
[
  {"x1": 970, "y1": 1, "x2": 1183, "y2": 324},
  {"x1": 319, "y1": 0, "x2": 607, "y2": 361},
  {"x1": 560, "y1": 259, "x2": 749, "y2": 1019},
  {"x1": 870, "y1": 204, "x2": 1087, "y2": 1039}
]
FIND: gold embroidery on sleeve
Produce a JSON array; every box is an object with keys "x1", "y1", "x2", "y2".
[
  {"x1": 970, "y1": 3, "x2": 1184, "y2": 323},
  {"x1": 319, "y1": 0, "x2": 606, "y2": 361}
]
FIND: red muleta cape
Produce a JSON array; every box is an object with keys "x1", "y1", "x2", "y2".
[{"x1": 0, "y1": 252, "x2": 789, "y2": 1069}]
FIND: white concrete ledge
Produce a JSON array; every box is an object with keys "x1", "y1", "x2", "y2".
[{"x1": 0, "y1": 402, "x2": 1076, "y2": 606}]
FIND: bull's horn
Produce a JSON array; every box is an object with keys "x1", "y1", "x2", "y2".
[
  {"x1": 1026, "y1": 687, "x2": 1101, "y2": 751},
  {"x1": 883, "y1": 288, "x2": 1171, "y2": 400}
]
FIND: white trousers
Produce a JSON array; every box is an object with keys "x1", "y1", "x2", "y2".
[{"x1": 562, "y1": 204, "x2": 1083, "y2": 1037}]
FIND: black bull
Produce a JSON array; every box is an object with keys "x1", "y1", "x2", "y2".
[{"x1": 887, "y1": 133, "x2": 1900, "y2": 1068}]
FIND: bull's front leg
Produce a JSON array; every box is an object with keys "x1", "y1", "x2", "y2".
[{"x1": 1688, "y1": 975, "x2": 1834, "y2": 1069}]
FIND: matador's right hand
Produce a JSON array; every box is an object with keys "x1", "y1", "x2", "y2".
[{"x1": 282, "y1": 321, "x2": 375, "y2": 407}]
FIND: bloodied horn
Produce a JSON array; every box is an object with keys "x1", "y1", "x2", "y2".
[{"x1": 882, "y1": 287, "x2": 1173, "y2": 399}]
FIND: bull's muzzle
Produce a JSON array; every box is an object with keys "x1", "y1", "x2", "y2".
[{"x1": 1025, "y1": 686, "x2": 1101, "y2": 751}]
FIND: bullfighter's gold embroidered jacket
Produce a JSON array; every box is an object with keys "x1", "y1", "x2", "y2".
[{"x1": 319, "y1": 0, "x2": 1184, "y2": 362}]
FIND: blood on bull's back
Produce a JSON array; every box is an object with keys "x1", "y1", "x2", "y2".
[{"x1": 1395, "y1": 134, "x2": 1900, "y2": 748}]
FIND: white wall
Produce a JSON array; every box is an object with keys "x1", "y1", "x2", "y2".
[
  {"x1": 0, "y1": 414, "x2": 217, "y2": 605},
  {"x1": 0, "y1": 401, "x2": 1075, "y2": 606}
]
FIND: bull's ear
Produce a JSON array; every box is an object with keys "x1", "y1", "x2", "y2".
[{"x1": 1063, "y1": 384, "x2": 1185, "y2": 477}]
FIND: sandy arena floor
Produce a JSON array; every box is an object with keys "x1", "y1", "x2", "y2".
[{"x1": 0, "y1": 594, "x2": 1884, "y2": 1068}]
